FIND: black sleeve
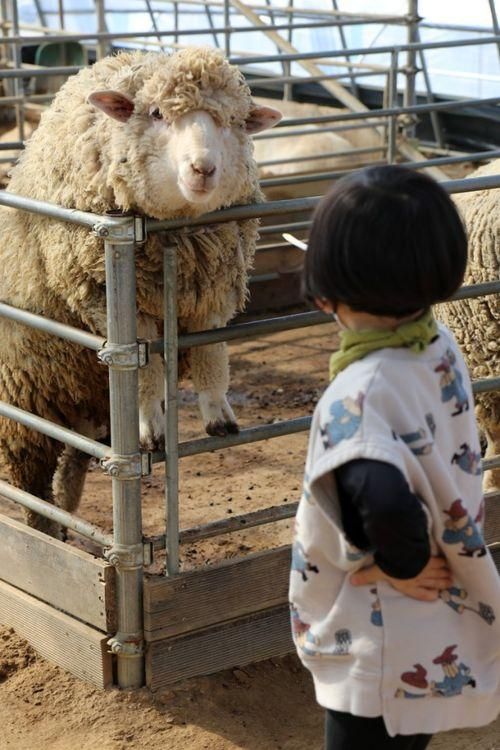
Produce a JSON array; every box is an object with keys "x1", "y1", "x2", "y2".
[{"x1": 334, "y1": 459, "x2": 431, "y2": 579}]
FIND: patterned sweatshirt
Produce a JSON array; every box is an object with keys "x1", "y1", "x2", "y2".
[{"x1": 289, "y1": 324, "x2": 500, "y2": 736}]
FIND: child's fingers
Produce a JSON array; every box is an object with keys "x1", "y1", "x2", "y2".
[
  {"x1": 410, "y1": 587, "x2": 440, "y2": 602},
  {"x1": 350, "y1": 565, "x2": 380, "y2": 586},
  {"x1": 426, "y1": 556, "x2": 451, "y2": 572}
]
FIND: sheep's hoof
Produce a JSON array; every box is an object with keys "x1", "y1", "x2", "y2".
[{"x1": 206, "y1": 419, "x2": 239, "y2": 437}]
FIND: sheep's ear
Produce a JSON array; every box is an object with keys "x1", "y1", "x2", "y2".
[
  {"x1": 87, "y1": 90, "x2": 135, "y2": 122},
  {"x1": 245, "y1": 105, "x2": 282, "y2": 134}
]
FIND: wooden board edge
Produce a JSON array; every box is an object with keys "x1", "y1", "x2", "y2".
[
  {"x1": 144, "y1": 546, "x2": 291, "y2": 640},
  {"x1": 146, "y1": 605, "x2": 292, "y2": 691},
  {"x1": 0, "y1": 512, "x2": 115, "y2": 632},
  {"x1": 0, "y1": 578, "x2": 113, "y2": 688}
]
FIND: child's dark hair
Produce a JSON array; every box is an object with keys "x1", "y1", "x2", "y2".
[{"x1": 303, "y1": 165, "x2": 468, "y2": 316}]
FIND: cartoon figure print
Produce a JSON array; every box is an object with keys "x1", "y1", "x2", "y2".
[
  {"x1": 370, "y1": 588, "x2": 383, "y2": 627},
  {"x1": 439, "y1": 586, "x2": 495, "y2": 625},
  {"x1": 442, "y1": 499, "x2": 486, "y2": 558},
  {"x1": 320, "y1": 393, "x2": 364, "y2": 449},
  {"x1": 396, "y1": 645, "x2": 476, "y2": 699},
  {"x1": 291, "y1": 539, "x2": 319, "y2": 581},
  {"x1": 394, "y1": 413, "x2": 436, "y2": 456},
  {"x1": 290, "y1": 605, "x2": 352, "y2": 657},
  {"x1": 451, "y1": 443, "x2": 482, "y2": 476},
  {"x1": 434, "y1": 349, "x2": 469, "y2": 416}
]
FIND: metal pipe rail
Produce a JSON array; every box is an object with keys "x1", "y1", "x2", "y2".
[
  {"x1": 0, "y1": 401, "x2": 110, "y2": 459},
  {"x1": 0, "y1": 191, "x2": 100, "y2": 227},
  {"x1": 230, "y1": 34, "x2": 500, "y2": 67},
  {"x1": 152, "y1": 378, "x2": 500, "y2": 466},
  {"x1": 267, "y1": 96, "x2": 500, "y2": 130},
  {"x1": 149, "y1": 280, "x2": 500, "y2": 355},
  {"x1": 260, "y1": 149, "x2": 500, "y2": 191},
  {"x1": 0, "y1": 15, "x2": 414, "y2": 47},
  {"x1": 148, "y1": 173, "x2": 500, "y2": 232},
  {"x1": 0, "y1": 302, "x2": 105, "y2": 351},
  {"x1": 0, "y1": 479, "x2": 113, "y2": 547}
]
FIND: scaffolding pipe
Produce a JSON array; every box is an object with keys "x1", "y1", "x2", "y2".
[
  {"x1": 0, "y1": 479, "x2": 113, "y2": 547},
  {"x1": 103, "y1": 223, "x2": 144, "y2": 689}
]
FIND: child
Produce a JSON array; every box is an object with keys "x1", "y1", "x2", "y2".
[{"x1": 289, "y1": 165, "x2": 500, "y2": 749}]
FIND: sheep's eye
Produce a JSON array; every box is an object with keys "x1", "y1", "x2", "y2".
[{"x1": 150, "y1": 107, "x2": 163, "y2": 120}]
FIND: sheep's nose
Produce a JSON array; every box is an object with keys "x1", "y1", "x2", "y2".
[{"x1": 191, "y1": 160, "x2": 216, "y2": 177}]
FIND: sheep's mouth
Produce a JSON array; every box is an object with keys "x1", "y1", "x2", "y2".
[{"x1": 180, "y1": 181, "x2": 216, "y2": 202}]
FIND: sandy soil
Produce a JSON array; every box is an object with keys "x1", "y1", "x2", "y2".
[
  {"x1": 0, "y1": 626, "x2": 498, "y2": 750},
  {"x1": 0, "y1": 322, "x2": 498, "y2": 750}
]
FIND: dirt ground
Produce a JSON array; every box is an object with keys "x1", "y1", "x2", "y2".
[{"x1": 0, "y1": 323, "x2": 498, "y2": 750}]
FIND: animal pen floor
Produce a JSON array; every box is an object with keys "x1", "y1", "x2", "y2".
[{"x1": 0, "y1": 321, "x2": 498, "y2": 749}]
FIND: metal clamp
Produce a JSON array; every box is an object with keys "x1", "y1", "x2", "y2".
[
  {"x1": 93, "y1": 214, "x2": 147, "y2": 244},
  {"x1": 98, "y1": 340, "x2": 149, "y2": 369},
  {"x1": 104, "y1": 542, "x2": 144, "y2": 570},
  {"x1": 101, "y1": 452, "x2": 143, "y2": 480},
  {"x1": 107, "y1": 632, "x2": 143, "y2": 658}
]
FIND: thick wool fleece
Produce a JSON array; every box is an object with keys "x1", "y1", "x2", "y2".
[
  {"x1": 436, "y1": 158, "x2": 500, "y2": 489},
  {"x1": 0, "y1": 48, "x2": 263, "y2": 526}
]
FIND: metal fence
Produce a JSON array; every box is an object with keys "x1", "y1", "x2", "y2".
[
  {"x1": 0, "y1": 0, "x2": 498, "y2": 689},
  {"x1": 0, "y1": 171, "x2": 499, "y2": 687}
]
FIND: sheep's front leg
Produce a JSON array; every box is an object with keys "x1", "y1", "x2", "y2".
[
  {"x1": 137, "y1": 315, "x2": 165, "y2": 450},
  {"x1": 188, "y1": 317, "x2": 238, "y2": 437}
]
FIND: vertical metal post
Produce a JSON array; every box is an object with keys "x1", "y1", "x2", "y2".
[
  {"x1": 0, "y1": 0, "x2": 9, "y2": 62},
  {"x1": 331, "y1": 0, "x2": 360, "y2": 97},
  {"x1": 417, "y1": 29, "x2": 445, "y2": 148},
  {"x1": 404, "y1": 0, "x2": 419, "y2": 140},
  {"x1": 164, "y1": 245, "x2": 180, "y2": 576},
  {"x1": 283, "y1": 0, "x2": 293, "y2": 100},
  {"x1": 224, "y1": 0, "x2": 230, "y2": 57},
  {"x1": 96, "y1": 0, "x2": 107, "y2": 60},
  {"x1": 144, "y1": 0, "x2": 166, "y2": 52},
  {"x1": 8, "y1": 0, "x2": 24, "y2": 142},
  {"x1": 387, "y1": 49, "x2": 398, "y2": 164},
  {"x1": 103, "y1": 219, "x2": 144, "y2": 688},
  {"x1": 173, "y1": 0, "x2": 179, "y2": 47},
  {"x1": 58, "y1": 0, "x2": 65, "y2": 29},
  {"x1": 488, "y1": 0, "x2": 500, "y2": 62}
]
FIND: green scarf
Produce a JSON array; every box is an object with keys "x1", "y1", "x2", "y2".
[{"x1": 329, "y1": 309, "x2": 438, "y2": 380}]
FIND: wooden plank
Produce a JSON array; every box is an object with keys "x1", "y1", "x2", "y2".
[
  {"x1": 0, "y1": 513, "x2": 115, "y2": 632},
  {"x1": 144, "y1": 546, "x2": 291, "y2": 641},
  {"x1": 0, "y1": 579, "x2": 113, "y2": 688},
  {"x1": 146, "y1": 605, "x2": 292, "y2": 691},
  {"x1": 485, "y1": 491, "x2": 500, "y2": 546}
]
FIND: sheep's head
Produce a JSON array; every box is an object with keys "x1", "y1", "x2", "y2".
[{"x1": 87, "y1": 48, "x2": 282, "y2": 218}]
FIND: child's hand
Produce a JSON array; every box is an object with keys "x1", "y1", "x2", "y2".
[{"x1": 350, "y1": 556, "x2": 453, "y2": 601}]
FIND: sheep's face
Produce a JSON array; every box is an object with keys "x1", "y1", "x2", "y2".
[{"x1": 88, "y1": 89, "x2": 282, "y2": 218}]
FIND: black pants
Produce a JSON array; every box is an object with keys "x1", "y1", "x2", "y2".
[{"x1": 325, "y1": 710, "x2": 433, "y2": 750}]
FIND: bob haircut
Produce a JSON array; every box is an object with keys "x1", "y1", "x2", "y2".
[{"x1": 303, "y1": 165, "x2": 468, "y2": 317}]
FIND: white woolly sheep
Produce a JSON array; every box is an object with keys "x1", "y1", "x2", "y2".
[
  {"x1": 0, "y1": 47, "x2": 281, "y2": 533},
  {"x1": 253, "y1": 97, "x2": 382, "y2": 200},
  {"x1": 436, "y1": 158, "x2": 500, "y2": 491}
]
